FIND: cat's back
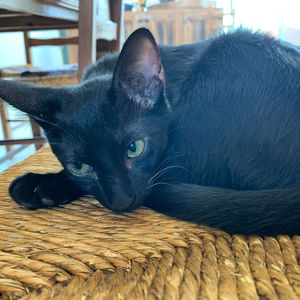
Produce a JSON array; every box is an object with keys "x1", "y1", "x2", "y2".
[
  {"x1": 159, "y1": 40, "x2": 211, "y2": 100},
  {"x1": 179, "y1": 29, "x2": 300, "y2": 109},
  {"x1": 192, "y1": 29, "x2": 300, "y2": 79},
  {"x1": 82, "y1": 53, "x2": 119, "y2": 81},
  {"x1": 169, "y1": 30, "x2": 300, "y2": 189}
]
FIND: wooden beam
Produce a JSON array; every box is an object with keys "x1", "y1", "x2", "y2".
[
  {"x1": 0, "y1": 102, "x2": 12, "y2": 152},
  {"x1": 0, "y1": 15, "x2": 77, "y2": 32},
  {"x1": 78, "y1": 0, "x2": 96, "y2": 78},
  {"x1": 6, "y1": 120, "x2": 28, "y2": 122},
  {"x1": 23, "y1": 31, "x2": 32, "y2": 64},
  {"x1": 39, "y1": 0, "x2": 78, "y2": 11},
  {"x1": 0, "y1": 8, "x2": 17, "y2": 14},
  {"x1": 109, "y1": 0, "x2": 122, "y2": 52},
  {"x1": 0, "y1": 13, "x2": 32, "y2": 18},
  {"x1": 0, "y1": 0, "x2": 78, "y2": 21},
  {"x1": 29, "y1": 36, "x2": 78, "y2": 46},
  {"x1": 0, "y1": 137, "x2": 45, "y2": 146}
]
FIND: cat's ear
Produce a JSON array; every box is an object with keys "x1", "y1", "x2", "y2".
[
  {"x1": 0, "y1": 79, "x2": 64, "y2": 121},
  {"x1": 112, "y1": 28, "x2": 165, "y2": 108}
]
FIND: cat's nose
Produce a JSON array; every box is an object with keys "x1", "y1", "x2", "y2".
[
  {"x1": 110, "y1": 194, "x2": 135, "y2": 211},
  {"x1": 110, "y1": 197, "x2": 135, "y2": 211},
  {"x1": 109, "y1": 182, "x2": 135, "y2": 212}
]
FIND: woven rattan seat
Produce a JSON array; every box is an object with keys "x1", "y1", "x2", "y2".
[{"x1": 0, "y1": 147, "x2": 299, "y2": 299}]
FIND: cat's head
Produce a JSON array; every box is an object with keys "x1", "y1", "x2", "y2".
[{"x1": 0, "y1": 28, "x2": 170, "y2": 212}]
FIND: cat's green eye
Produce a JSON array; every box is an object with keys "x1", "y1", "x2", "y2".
[
  {"x1": 127, "y1": 140, "x2": 145, "y2": 158},
  {"x1": 67, "y1": 162, "x2": 93, "y2": 176}
]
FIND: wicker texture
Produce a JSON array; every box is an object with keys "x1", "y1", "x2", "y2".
[{"x1": 0, "y1": 147, "x2": 299, "y2": 299}]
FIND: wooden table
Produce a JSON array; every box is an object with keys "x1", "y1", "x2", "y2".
[
  {"x1": 0, "y1": 0, "x2": 78, "y2": 30},
  {"x1": 0, "y1": 0, "x2": 121, "y2": 77},
  {"x1": 0, "y1": 147, "x2": 299, "y2": 299}
]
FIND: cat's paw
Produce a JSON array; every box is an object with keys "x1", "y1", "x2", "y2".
[
  {"x1": 9, "y1": 172, "x2": 70, "y2": 209},
  {"x1": 9, "y1": 173, "x2": 43, "y2": 209}
]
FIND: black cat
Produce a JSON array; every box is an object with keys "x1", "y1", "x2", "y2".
[{"x1": 1, "y1": 28, "x2": 300, "y2": 235}]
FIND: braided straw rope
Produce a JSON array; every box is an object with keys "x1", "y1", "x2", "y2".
[
  {"x1": 0, "y1": 147, "x2": 299, "y2": 300},
  {"x1": 1, "y1": 76, "x2": 300, "y2": 299}
]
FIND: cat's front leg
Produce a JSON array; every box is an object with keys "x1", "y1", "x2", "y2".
[{"x1": 9, "y1": 171, "x2": 84, "y2": 209}]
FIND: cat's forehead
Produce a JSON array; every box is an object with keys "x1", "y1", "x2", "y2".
[
  {"x1": 62, "y1": 101, "x2": 141, "y2": 142},
  {"x1": 59, "y1": 75, "x2": 151, "y2": 142},
  {"x1": 62, "y1": 77, "x2": 111, "y2": 121}
]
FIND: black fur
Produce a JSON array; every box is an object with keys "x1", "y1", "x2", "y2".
[{"x1": 1, "y1": 28, "x2": 300, "y2": 235}]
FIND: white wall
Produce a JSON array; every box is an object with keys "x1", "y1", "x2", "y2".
[
  {"x1": 0, "y1": 32, "x2": 26, "y2": 68},
  {"x1": 233, "y1": 0, "x2": 300, "y2": 42},
  {"x1": 29, "y1": 30, "x2": 65, "y2": 69},
  {"x1": 0, "y1": 30, "x2": 65, "y2": 69}
]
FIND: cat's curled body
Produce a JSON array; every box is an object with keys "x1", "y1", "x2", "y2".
[{"x1": 1, "y1": 28, "x2": 300, "y2": 235}]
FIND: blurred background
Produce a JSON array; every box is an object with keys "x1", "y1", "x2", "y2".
[
  {"x1": 0, "y1": 0, "x2": 299, "y2": 171},
  {"x1": 2, "y1": 0, "x2": 300, "y2": 70}
]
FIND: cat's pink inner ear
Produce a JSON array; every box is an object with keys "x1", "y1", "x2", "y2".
[
  {"x1": 113, "y1": 28, "x2": 164, "y2": 85},
  {"x1": 136, "y1": 38, "x2": 162, "y2": 81},
  {"x1": 112, "y1": 28, "x2": 165, "y2": 108}
]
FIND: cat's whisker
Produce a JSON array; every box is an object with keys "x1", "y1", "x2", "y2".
[
  {"x1": 148, "y1": 182, "x2": 176, "y2": 190},
  {"x1": 31, "y1": 115, "x2": 64, "y2": 131},
  {"x1": 148, "y1": 165, "x2": 185, "y2": 184},
  {"x1": 31, "y1": 115, "x2": 80, "y2": 144},
  {"x1": 153, "y1": 152, "x2": 188, "y2": 170}
]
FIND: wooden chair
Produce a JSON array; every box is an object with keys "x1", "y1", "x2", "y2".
[
  {"x1": 0, "y1": 0, "x2": 122, "y2": 160},
  {"x1": 0, "y1": 76, "x2": 79, "y2": 161},
  {"x1": 0, "y1": 101, "x2": 44, "y2": 161},
  {"x1": 0, "y1": 0, "x2": 122, "y2": 76}
]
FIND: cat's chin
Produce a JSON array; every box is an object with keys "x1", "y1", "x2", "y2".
[
  {"x1": 97, "y1": 195, "x2": 140, "y2": 213},
  {"x1": 109, "y1": 200, "x2": 135, "y2": 212}
]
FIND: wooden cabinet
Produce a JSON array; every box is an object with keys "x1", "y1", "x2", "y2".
[{"x1": 125, "y1": 6, "x2": 223, "y2": 45}]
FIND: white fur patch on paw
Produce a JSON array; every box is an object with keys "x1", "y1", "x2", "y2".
[
  {"x1": 20, "y1": 202, "x2": 36, "y2": 209},
  {"x1": 41, "y1": 198, "x2": 55, "y2": 206}
]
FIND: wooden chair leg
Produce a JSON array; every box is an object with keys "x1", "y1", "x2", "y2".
[
  {"x1": 0, "y1": 101, "x2": 12, "y2": 152},
  {"x1": 78, "y1": 0, "x2": 97, "y2": 78},
  {"x1": 23, "y1": 31, "x2": 32, "y2": 64},
  {"x1": 96, "y1": 0, "x2": 123, "y2": 58},
  {"x1": 30, "y1": 119, "x2": 43, "y2": 151},
  {"x1": 109, "y1": 0, "x2": 122, "y2": 52}
]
